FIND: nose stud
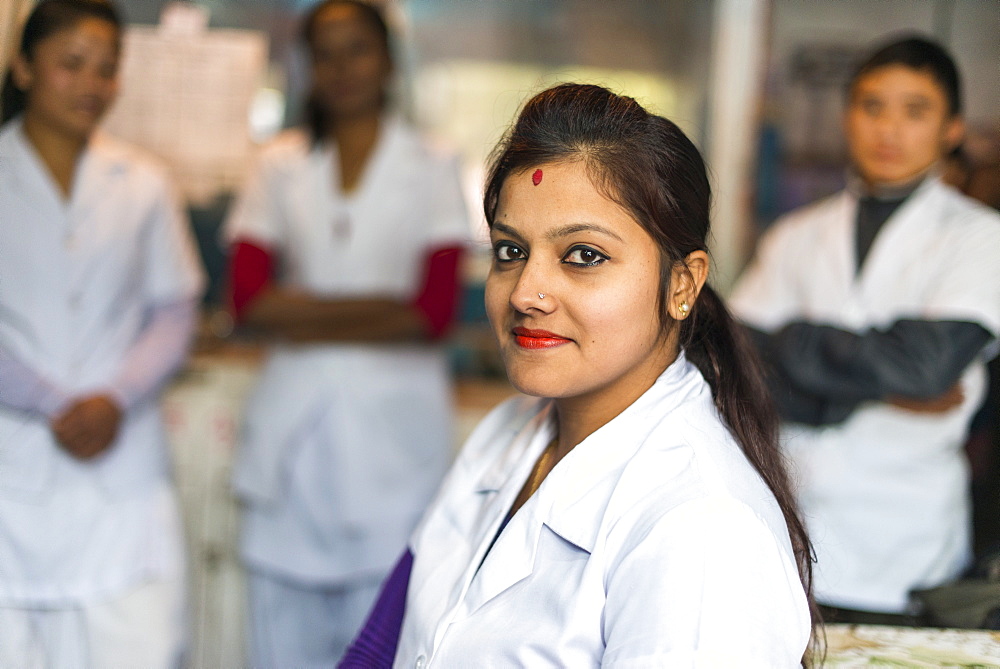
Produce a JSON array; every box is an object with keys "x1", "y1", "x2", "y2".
[{"x1": 538, "y1": 293, "x2": 546, "y2": 299}]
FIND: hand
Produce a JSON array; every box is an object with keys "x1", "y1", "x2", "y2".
[
  {"x1": 50, "y1": 394, "x2": 123, "y2": 459},
  {"x1": 887, "y1": 383, "x2": 964, "y2": 414}
]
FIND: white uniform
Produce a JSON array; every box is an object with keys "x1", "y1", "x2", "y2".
[
  {"x1": 398, "y1": 354, "x2": 810, "y2": 668},
  {"x1": 224, "y1": 117, "x2": 469, "y2": 659},
  {"x1": 0, "y1": 119, "x2": 204, "y2": 663},
  {"x1": 730, "y1": 176, "x2": 1000, "y2": 613}
]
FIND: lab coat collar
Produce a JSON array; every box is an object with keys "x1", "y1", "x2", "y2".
[
  {"x1": 852, "y1": 175, "x2": 947, "y2": 305},
  {"x1": 0, "y1": 118, "x2": 130, "y2": 218},
  {"x1": 845, "y1": 166, "x2": 936, "y2": 202},
  {"x1": 464, "y1": 354, "x2": 707, "y2": 615},
  {"x1": 0, "y1": 117, "x2": 130, "y2": 171},
  {"x1": 308, "y1": 114, "x2": 406, "y2": 199},
  {"x1": 472, "y1": 353, "x2": 701, "y2": 497},
  {"x1": 0, "y1": 118, "x2": 64, "y2": 217},
  {"x1": 473, "y1": 401, "x2": 552, "y2": 494},
  {"x1": 69, "y1": 132, "x2": 131, "y2": 220},
  {"x1": 540, "y1": 353, "x2": 704, "y2": 552}
]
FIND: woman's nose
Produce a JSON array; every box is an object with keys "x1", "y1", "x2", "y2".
[{"x1": 508, "y1": 261, "x2": 555, "y2": 314}]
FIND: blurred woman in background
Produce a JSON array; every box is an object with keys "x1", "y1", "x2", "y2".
[
  {"x1": 223, "y1": 1, "x2": 469, "y2": 665},
  {"x1": 0, "y1": 0, "x2": 204, "y2": 666}
]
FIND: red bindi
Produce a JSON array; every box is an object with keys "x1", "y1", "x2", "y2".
[{"x1": 532, "y1": 169, "x2": 543, "y2": 186}]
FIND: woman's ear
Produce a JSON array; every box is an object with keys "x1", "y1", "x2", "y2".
[
  {"x1": 11, "y1": 54, "x2": 33, "y2": 91},
  {"x1": 666, "y1": 250, "x2": 709, "y2": 321}
]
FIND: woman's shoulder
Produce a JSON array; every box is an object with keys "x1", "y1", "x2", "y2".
[
  {"x1": 609, "y1": 394, "x2": 790, "y2": 549},
  {"x1": 384, "y1": 116, "x2": 460, "y2": 167},
  {"x1": 87, "y1": 132, "x2": 176, "y2": 191},
  {"x1": 253, "y1": 128, "x2": 313, "y2": 167}
]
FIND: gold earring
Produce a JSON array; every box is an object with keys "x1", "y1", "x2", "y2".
[{"x1": 678, "y1": 302, "x2": 689, "y2": 317}]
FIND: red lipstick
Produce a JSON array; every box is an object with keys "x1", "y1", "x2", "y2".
[{"x1": 512, "y1": 327, "x2": 571, "y2": 349}]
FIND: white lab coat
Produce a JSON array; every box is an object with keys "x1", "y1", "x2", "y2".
[
  {"x1": 0, "y1": 118, "x2": 204, "y2": 604},
  {"x1": 225, "y1": 117, "x2": 470, "y2": 584},
  {"x1": 397, "y1": 354, "x2": 810, "y2": 668},
  {"x1": 730, "y1": 176, "x2": 1000, "y2": 612}
]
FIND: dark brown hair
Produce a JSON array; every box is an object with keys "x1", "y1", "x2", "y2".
[
  {"x1": 1, "y1": 0, "x2": 121, "y2": 126},
  {"x1": 484, "y1": 83, "x2": 819, "y2": 663},
  {"x1": 849, "y1": 34, "x2": 961, "y2": 117}
]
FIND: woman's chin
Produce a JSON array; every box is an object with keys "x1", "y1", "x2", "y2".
[{"x1": 504, "y1": 370, "x2": 569, "y2": 400}]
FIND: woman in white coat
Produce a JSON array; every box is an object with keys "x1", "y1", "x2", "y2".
[
  {"x1": 341, "y1": 84, "x2": 817, "y2": 668},
  {"x1": 0, "y1": 1, "x2": 204, "y2": 666},
  {"x1": 223, "y1": 1, "x2": 469, "y2": 666}
]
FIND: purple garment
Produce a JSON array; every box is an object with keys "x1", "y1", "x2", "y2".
[{"x1": 339, "y1": 549, "x2": 413, "y2": 668}]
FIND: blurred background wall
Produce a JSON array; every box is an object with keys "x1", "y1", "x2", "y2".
[
  {"x1": 2, "y1": 1, "x2": 998, "y2": 665},
  {"x1": 30, "y1": 0, "x2": 990, "y2": 300}
]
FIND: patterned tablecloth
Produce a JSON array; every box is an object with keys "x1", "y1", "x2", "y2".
[{"x1": 825, "y1": 623, "x2": 1000, "y2": 667}]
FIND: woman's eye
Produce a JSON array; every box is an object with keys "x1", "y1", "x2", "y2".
[
  {"x1": 60, "y1": 55, "x2": 83, "y2": 71},
  {"x1": 494, "y1": 242, "x2": 526, "y2": 262},
  {"x1": 905, "y1": 104, "x2": 928, "y2": 120},
  {"x1": 562, "y1": 245, "x2": 608, "y2": 267},
  {"x1": 858, "y1": 99, "x2": 882, "y2": 117},
  {"x1": 99, "y1": 62, "x2": 118, "y2": 80}
]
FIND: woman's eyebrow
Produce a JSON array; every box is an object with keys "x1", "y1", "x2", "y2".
[
  {"x1": 491, "y1": 221, "x2": 524, "y2": 241},
  {"x1": 491, "y1": 221, "x2": 624, "y2": 243},
  {"x1": 548, "y1": 223, "x2": 623, "y2": 242}
]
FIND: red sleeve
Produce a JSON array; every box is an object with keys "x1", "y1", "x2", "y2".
[
  {"x1": 227, "y1": 240, "x2": 275, "y2": 324},
  {"x1": 413, "y1": 245, "x2": 464, "y2": 339}
]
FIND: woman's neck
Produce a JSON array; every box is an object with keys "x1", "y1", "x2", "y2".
[
  {"x1": 22, "y1": 114, "x2": 88, "y2": 198},
  {"x1": 552, "y1": 345, "x2": 677, "y2": 457},
  {"x1": 552, "y1": 397, "x2": 621, "y2": 460},
  {"x1": 328, "y1": 113, "x2": 381, "y2": 193}
]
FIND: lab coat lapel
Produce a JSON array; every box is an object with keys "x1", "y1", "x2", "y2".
[
  {"x1": 461, "y1": 356, "x2": 702, "y2": 617},
  {"x1": 796, "y1": 191, "x2": 865, "y2": 328},
  {"x1": 820, "y1": 192, "x2": 858, "y2": 301},
  {"x1": 460, "y1": 503, "x2": 541, "y2": 616},
  {"x1": 855, "y1": 178, "x2": 941, "y2": 308},
  {"x1": 68, "y1": 133, "x2": 126, "y2": 229},
  {"x1": 453, "y1": 406, "x2": 556, "y2": 618},
  {"x1": 0, "y1": 121, "x2": 66, "y2": 225}
]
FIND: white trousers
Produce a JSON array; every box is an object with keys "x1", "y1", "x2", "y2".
[
  {"x1": 246, "y1": 569, "x2": 383, "y2": 669},
  {"x1": 0, "y1": 576, "x2": 186, "y2": 669}
]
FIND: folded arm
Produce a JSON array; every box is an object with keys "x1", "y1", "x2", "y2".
[
  {"x1": 228, "y1": 241, "x2": 463, "y2": 344},
  {"x1": 747, "y1": 319, "x2": 991, "y2": 425},
  {"x1": 52, "y1": 298, "x2": 198, "y2": 460},
  {"x1": 761, "y1": 319, "x2": 990, "y2": 401}
]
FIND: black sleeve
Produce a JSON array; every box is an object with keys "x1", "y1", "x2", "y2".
[
  {"x1": 760, "y1": 319, "x2": 992, "y2": 404},
  {"x1": 745, "y1": 326, "x2": 858, "y2": 426}
]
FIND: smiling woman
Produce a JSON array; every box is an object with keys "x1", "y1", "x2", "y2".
[
  {"x1": 0, "y1": 1, "x2": 204, "y2": 666},
  {"x1": 341, "y1": 83, "x2": 820, "y2": 668}
]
